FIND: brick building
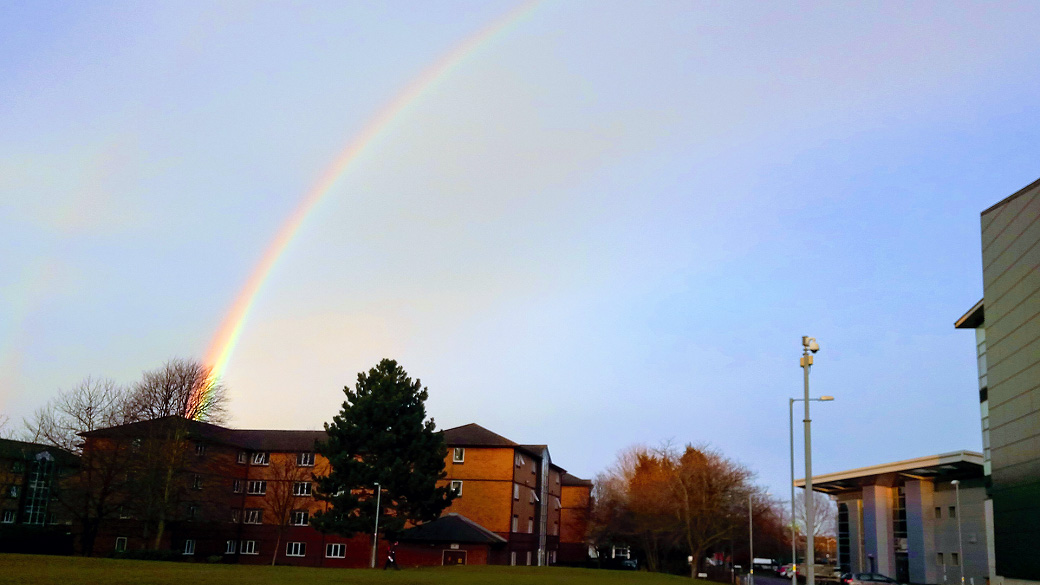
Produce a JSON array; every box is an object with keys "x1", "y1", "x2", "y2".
[
  {"x1": 0, "y1": 438, "x2": 77, "y2": 554},
  {"x1": 80, "y1": 417, "x2": 591, "y2": 567}
]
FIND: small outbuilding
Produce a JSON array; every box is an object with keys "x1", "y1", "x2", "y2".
[{"x1": 396, "y1": 513, "x2": 507, "y2": 566}]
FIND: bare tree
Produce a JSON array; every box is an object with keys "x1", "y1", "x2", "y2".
[
  {"x1": 796, "y1": 490, "x2": 837, "y2": 556},
  {"x1": 261, "y1": 454, "x2": 313, "y2": 565},
  {"x1": 0, "y1": 413, "x2": 11, "y2": 439},
  {"x1": 128, "y1": 358, "x2": 228, "y2": 424},
  {"x1": 22, "y1": 377, "x2": 135, "y2": 555},
  {"x1": 125, "y1": 359, "x2": 227, "y2": 549}
]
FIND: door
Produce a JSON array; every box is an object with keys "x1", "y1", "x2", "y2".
[{"x1": 443, "y1": 550, "x2": 467, "y2": 565}]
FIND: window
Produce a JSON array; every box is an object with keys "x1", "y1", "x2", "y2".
[
  {"x1": 115, "y1": 537, "x2": 127, "y2": 552},
  {"x1": 326, "y1": 543, "x2": 346, "y2": 558},
  {"x1": 453, "y1": 447, "x2": 465, "y2": 463},
  {"x1": 516, "y1": 453, "x2": 524, "y2": 467},
  {"x1": 231, "y1": 509, "x2": 241, "y2": 523},
  {"x1": 527, "y1": 518, "x2": 534, "y2": 533},
  {"x1": 293, "y1": 482, "x2": 312, "y2": 496},
  {"x1": 297, "y1": 452, "x2": 315, "y2": 466},
  {"x1": 252, "y1": 452, "x2": 270, "y2": 466},
  {"x1": 237, "y1": 451, "x2": 247, "y2": 464},
  {"x1": 12, "y1": 461, "x2": 24, "y2": 473},
  {"x1": 232, "y1": 479, "x2": 242, "y2": 493},
  {"x1": 192, "y1": 475, "x2": 203, "y2": 490},
  {"x1": 225, "y1": 540, "x2": 236, "y2": 554},
  {"x1": 286, "y1": 542, "x2": 306, "y2": 557},
  {"x1": 183, "y1": 539, "x2": 195, "y2": 555},
  {"x1": 935, "y1": 506, "x2": 942, "y2": 519},
  {"x1": 937, "y1": 552, "x2": 944, "y2": 565},
  {"x1": 1, "y1": 510, "x2": 14, "y2": 523},
  {"x1": 247, "y1": 480, "x2": 267, "y2": 495},
  {"x1": 240, "y1": 540, "x2": 258, "y2": 555},
  {"x1": 8, "y1": 486, "x2": 18, "y2": 498},
  {"x1": 290, "y1": 510, "x2": 309, "y2": 526},
  {"x1": 510, "y1": 551, "x2": 516, "y2": 566},
  {"x1": 195, "y1": 442, "x2": 206, "y2": 456},
  {"x1": 131, "y1": 438, "x2": 141, "y2": 452},
  {"x1": 244, "y1": 509, "x2": 262, "y2": 524},
  {"x1": 511, "y1": 515, "x2": 519, "y2": 532},
  {"x1": 450, "y1": 480, "x2": 463, "y2": 496},
  {"x1": 526, "y1": 551, "x2": 532, "y2": 566},
  {"x1": 187, "y1": 505, "x2": 198, "y2": 521},
  {"x1": 530, "y1": 492, "x2": 539, "y2": 504},
  {"x1": 949, "y1": 506, "x2": 956, "y2": 518},
  {"x1": 553, "y1": 521, "x2": 559, "y2": 535},
  {"x1": 513, "y1": 484, "x2": 520, "y2": 500},
  {"x1": 951, "y1": 553, "x2": 959, "y2": 566}
]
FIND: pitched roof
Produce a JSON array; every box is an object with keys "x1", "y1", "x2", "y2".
[
  {"x1": 561, "y1": 472, "x2": 592, "y2": 487},
  {"x1": 0, "y1": 438, "x2": 79, "y2": 466},
  {"x1": 442, "y1": 423, "x2": 517, "y2": 447},
  {"x1": 398, "y1": 513, "x2": 507, "y2": 545},
  {"x1": 80, "y1": 416, "x2": 327, "y2": 451}
]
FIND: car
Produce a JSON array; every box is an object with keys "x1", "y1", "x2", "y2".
[
  {"x1": 780, "y1": 564, "x2": 795, "y2": 578},
  {"x1": 841, "y1": 573, "x2": 903, "y2": 585},
  {"x1": 620, "y1": 558, "x2": 638, "y2": 570}
]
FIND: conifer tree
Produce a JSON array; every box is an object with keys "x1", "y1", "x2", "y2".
[{"x1": 312, "y1": 359, "x2": 455, "y2": 538}]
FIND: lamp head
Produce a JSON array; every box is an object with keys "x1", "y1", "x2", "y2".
[
  {"x1": 950, "y1": 480, "x2": 960, "y2": 486},
  {"x1": 820, "y1": 396, "x2": 835, "y2": 401}
]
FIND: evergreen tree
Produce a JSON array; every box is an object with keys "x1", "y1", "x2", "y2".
[{"x1": 312, "y1": 359, "x2": 455, "y2": 538}]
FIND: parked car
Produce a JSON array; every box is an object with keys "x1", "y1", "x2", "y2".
[
  {"x1": 840, "y1": 573, "x2": 903, "y2": 585},
  {"x1": 779, "y1": 564, "x2": 793, "y2": 578}
]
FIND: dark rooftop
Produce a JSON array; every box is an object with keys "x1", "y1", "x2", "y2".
[{"x1": 398, "y1": 513, "x2": 507, "y2": 545}]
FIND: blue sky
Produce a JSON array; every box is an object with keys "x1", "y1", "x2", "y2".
[{"x1": 3, "y1": 1, "x2": 1040, "y2": 501}]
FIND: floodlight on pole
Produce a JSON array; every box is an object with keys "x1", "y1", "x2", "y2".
[
  {"x1": 789, "y1": 394, "x2": 835, "y2": 585},
  {"x1": 801, "y1": 336, "x2": 819, "y2": 585}
]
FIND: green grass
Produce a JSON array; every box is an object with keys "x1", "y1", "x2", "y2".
[{"x1": 0, "y1": 554, "x2": 706, "y2": 585}]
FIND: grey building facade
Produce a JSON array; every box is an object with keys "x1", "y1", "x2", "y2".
[
  {"x1": 798, "y1": 452, "x2": 987, "y2": 585},
  {"x1": 956, "y1": 178, "x2": 1040, "y2": 585}
]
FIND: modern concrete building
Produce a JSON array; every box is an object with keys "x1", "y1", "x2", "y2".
[
  {"x1": 797, "y1": 452, "x2": 987, "y2": 585},
  {"x1": 956, "y1": 178, "x2": 1040, "y2": 585}
]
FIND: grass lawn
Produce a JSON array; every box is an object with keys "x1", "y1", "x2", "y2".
[{"x1": 0, "y1": 554, "x2": 706, "y2": 585}]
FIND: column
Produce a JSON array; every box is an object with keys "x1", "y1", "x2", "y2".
[
  {"x1": 862, "y1": 485, "x2": 895, "y2": 577},
  {"x1": 905, "y1": 479, "x2": 937, "y2": 584}
]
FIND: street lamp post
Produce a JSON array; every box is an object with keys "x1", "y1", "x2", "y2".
[
  {"x1": 789, "y1": 395, "x2": 834, "y2": 585},
  {"x1": 952, "y1": 480, "x2": 964, "y2": 585},
  {"x1": 749, "y1": 493, "x2": 755, "y2": 585},
  {"x1": 801, "y1": 336, "x2": 820, "y2": 585},
  {"x1": 370, "y1": 482, "x2": 382, "y2": 569}
]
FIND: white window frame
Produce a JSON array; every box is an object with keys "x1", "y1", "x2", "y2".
[
  {"x1": 244, "y1": 509, "x2": 262, "y2": 524},
  {"x1": 286, "y1": 541, "x2": 306, "y2": 557},
  {"x1": 247, "y1": 480, "x2": 267, "y2": 495},
  {"x1": 293, "y1": 481, "x2": 312, "y2": 496},
  {"x1": 225, "y1": 540, "x2": 236, "y2": 554},
  {"x1": 252, "y1": 452, "x2": 270, "y2": 466},
  {"x1": 8, "y1": 486, "x2": 18, "y2": 498},
  {"x1": 187, "y1": 505, "x2": 198, "y2": 520},
  {"x1": 511, "y1": 515, "x2": 518, "y2": 532},
  {"x1": 297, "y1": 452, "x2": 315, "y2": 467},
  {"x1": 527, "y1": 518, "x2": 534, "y2": 533},
  {"x1": 240, "y1": 540, "x2": 258, "y2": 555},
  {"x1": 513, "y1": 484, "x2": 519, "y2": 500},
  {"x1": 453, "y1": 447, "x2": 465, "y2": 463},
  {"x1": 114, "y1": 537, "x2": 127, "y2": 552},
  {"x1": 326, "y1": 543, "x2": 346, "y2": 558},
  {"x1": 237, "y1": 451, "x2": 247, "y2": 464},
  {"x1": 516, "y1": 453, "x2": 524, "y2": 467},
  {"x1": 192, "y1": 475, "x2": 203, "y2": 490},
  {"x1": 510, "y1": 551, "x2": 517, "y2": 566},
  {"x1": 290, "y1": 510, "x2": 309, "y2": 526},
  {"x1": 1, "y1": 510, "x2": 15, "y2": 523},
  {"x1": 231, "y1": 509, "x2": 241, "y2": 523},
  {"x1": 526, "y1": 551, "x2": 532, "y2": 566},
  {"x1": 232, "y1": 479, "x2": 242, "y2": 493},
  {"x1": 183, "y1": 539, "x2": 195, "y2": 555},
  {"x1": 450, "y1": 480, "x2": 463, "y2": 496},
  {"x1": 195, "y1": 442, "x2": 206, "y2": 456}
]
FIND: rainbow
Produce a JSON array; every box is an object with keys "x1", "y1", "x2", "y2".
[{"x1": 193, "y1": 1, "x2": 541, "y2": 419}]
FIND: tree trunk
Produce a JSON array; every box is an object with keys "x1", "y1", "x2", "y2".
[{"x1": 272, "y1": 532, "x2": 282, "y2": 566}]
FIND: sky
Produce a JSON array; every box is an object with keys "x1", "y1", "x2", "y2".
[{"x1": 3, "y1": 0, "x2": 1040, "y2": 504}]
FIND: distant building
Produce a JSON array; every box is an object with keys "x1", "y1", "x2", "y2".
[
  {"x1": 79, "y1": 417, "x2": 591, "y2": 567},
  {"x1": 0, "y1": 438, "x2": 77, "y2": 554},
  {"x1": 956, "y1": 177, "x2": 1040, "y2": 585},
  {"x1": 797, "y1": 451, "x2": 987, "y2": 585}
]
